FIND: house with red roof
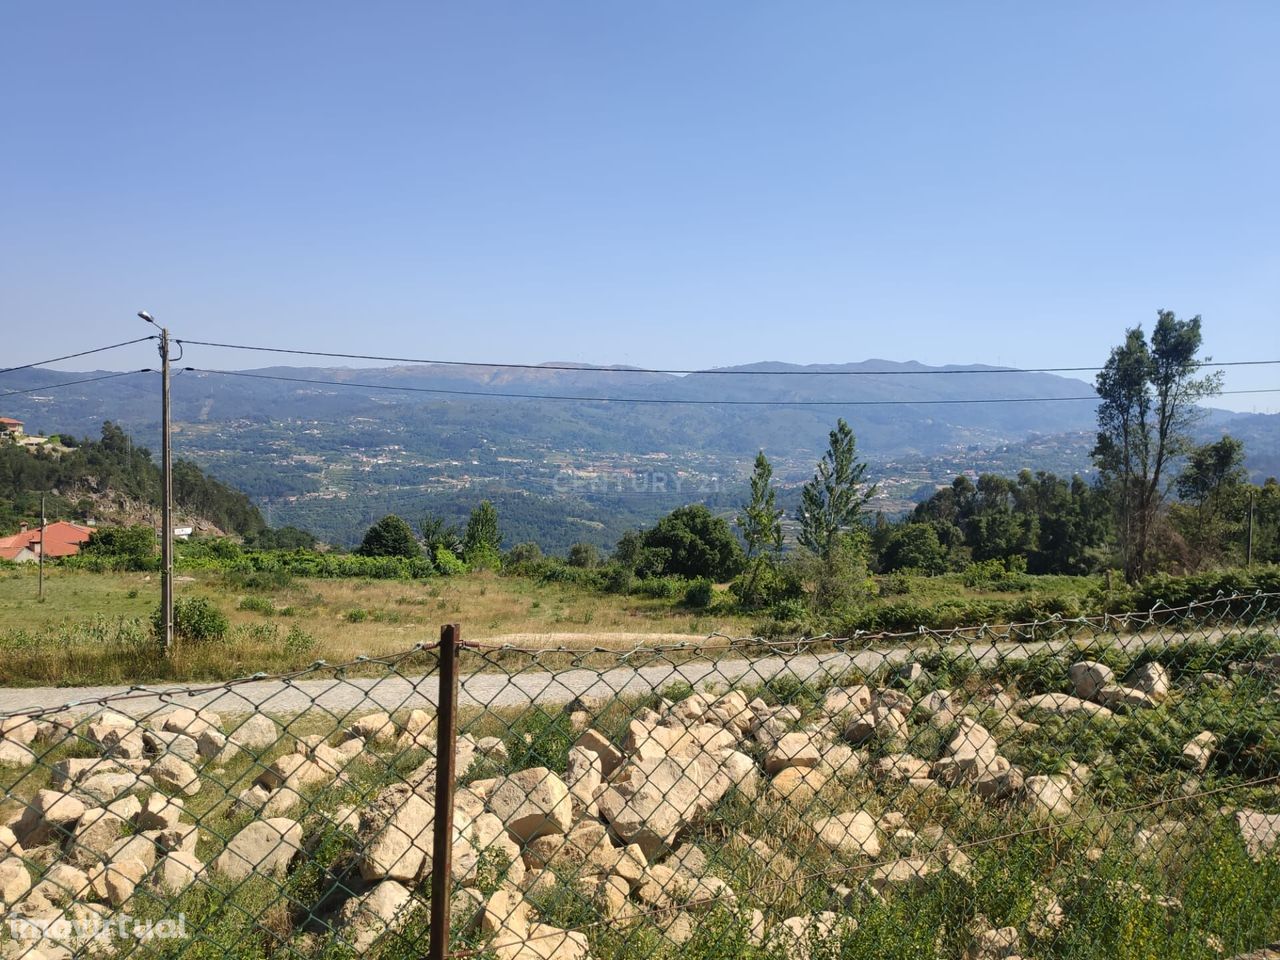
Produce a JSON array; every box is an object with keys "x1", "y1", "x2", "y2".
[
  {"x1": 0, "y1": 417, "x2": 23, "y2": 437},
  {"x1": 0, "y1": 521, "x2": 93, "y2": 563}
]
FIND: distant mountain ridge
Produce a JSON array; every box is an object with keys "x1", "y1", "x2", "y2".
[{"x1": 2, "y1": 358, "x2": 1275, "y2": 548}]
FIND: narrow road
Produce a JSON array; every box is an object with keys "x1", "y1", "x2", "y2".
[{"x1": 0, "y1": 628, "x2": 1219, "y2": 720}]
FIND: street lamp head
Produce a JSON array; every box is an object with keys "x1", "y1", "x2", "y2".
[{"x1": 138, "y1": 310, "x2": 155, "y2": 325}]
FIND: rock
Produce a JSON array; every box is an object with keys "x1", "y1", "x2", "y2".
[
  {"x1": 891, "y1": 662, "x2": 929, "y2": 686},
  {"x1": 137, "y1": 792, "x2": 186, "y2": 831},
  {"x1": 0, "y1": 825, "x2": 18, "y2": 855},
  {"x1": 1019, "y1": 694, "x2": 1113, "y2": 718},
  {"x1": 153, "y1": 850, "x2": 204, "y2": 893},
  {"x1": 0, "y1": 715, "x2": 38, "y2": 745},
  {"x1": 1095, "y1": 685, "x2": 1158, "y2": 709},
  {"x1": 212, "y1": 817, "x2": 303, "y2": 880},
  {"x1": 1023, "y1": 775, "x2": 1075, "y2": 816},
  {"x1": 102, "y1": 857, "x2": 148, "y2": 907},
  {"x1": 1134, "y1": 821, "x2": 1187, "y2": 859},
  {"x1": 476, "y1": 737, "x2": 509, "y2": 763},
  {"x1": 600, "y1": 755, "x2": 730, "y2": 857},
  {"x1": 66, "y1": 808, "x2": 127, "y2": 867},
  {"x1": 1127, "y1": 663, "x2": 1171, "y2": 698},
  {"x1": 966, "y1": 923, "x2": 1021, "y2": 959},
  {"x1": 917, "y1": 689, "x2": 958, "y2": 719},
  {"x1": 844, "y1": 705, "x2": 908, "y2": 746},
  {"x1": 149, "y1": 755, "x2": 201, "y2": 796},
  {"x1": 946, "y1": 718, "x2": 999, "y2": 764},
  {"x1": 161, "y1": 708, "x2": 221, "y2": 738},
  {"x1": 1236, "y1": 810, "x2": 1280, "y2": 860},
  {"x1": 822, "y1": 685, "x2": 873, "y2": 716},
  {"x1": 565, "y1": 746, "x2": 602, "y2": 816},
  {"x1": 817, "y1": 744, "x2": 860, "y2": 780},
  {"x1": 35, "y1": 863, "x2": 92, "y2": 904},
  {"x1": 347, "y1": 711, "x2": 397, "y2": 744},
  {"x1": 867, "y1": 857, "x2": 937, "y2": 893},
  {"x1": 14, "y1": 790, "x2": 85, "y2": 848},
  {"x1": 768, "y1": 911, "x2": 855, "y2": 960},
  {"x1": 489, "y1": 768, "x2": 573, "y2": 844},
  {"x1": 76, "y1": 770, "x2": 150, "y2": 805},
  {"x1": 469, "y1": 812, "x2": 526, "y2": 887},
  {"x1": 197, "y1": 728, "x2": 236, "y2": 762},
  {"x1": 582, "y1": 873, "x2": 631, "y2": 919},
  {"x1": 338, "y1": 880, "x2": 413, "y2": 951},
  {"x1": 358, "y1": 790, "x2": 436, "y2": 882},
  {"x1": 574, "y1": 729, "x2": 624, "y2": 777},
  {"x1": 142, "y1": 729, "x2": 200, "y2": 762},
  {"x1": 809, "y1": 812, "x2": 881, "y2": 858},
  {"x1": 1182, "y1": 731, "x2": 1217, "y2": 772},
  {"x1": 227, "y1": 714, "x2": 280, "y2": 752},
  {"x1": 258, "y1": 752, "x2": 329, "y2": 791},
  {"x1": 0, "y1": 740, "x2": 36, "y2": 766},
  {"x1": 0, "y1": 856, "x2": 32, "y2": 904},
  {"x1": 523, "y1": 821, "x2": 614, "y2": 873},
  {"x1": 764, "y1": 732, "x2": 821, "y2": 775},
  {"x1": 1068, "y1": 661, "x2": 1115, "y2": 700},
  {"x1": 872, "y1": 753, "x2": 933, "y2": 782},
  {"x1": 767, "y1": 766, "x2": 829, "y2": 810},
  {"x1": 107, "y1": 833, "x2": 159, "y2": 870}
]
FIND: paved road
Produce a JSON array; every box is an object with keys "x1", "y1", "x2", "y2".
[{"x1": 0, "y1": 632, "x2": 1180, "y2": 720}]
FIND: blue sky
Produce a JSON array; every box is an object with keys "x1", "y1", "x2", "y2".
[{"x1": 2, "y1": 3, "x2": 1277, "y2": 411}]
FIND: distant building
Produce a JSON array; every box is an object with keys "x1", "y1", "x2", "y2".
[
  {"x1": 174, "y1": 526, "x2": 194, "y2": 540},
  {"x1": 0, "y1": 521, "x2": 93, "y2": 563},
  {"x1": 0, "y1": 417, "x2": 23, "y2": 437}
]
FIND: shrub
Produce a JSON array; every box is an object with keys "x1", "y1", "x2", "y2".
[
  {"x1": 237, "y1": 596, "x2": 275, "y2": 615},
  {"x1": 433, "y1": 546, "x2": 467, "y2": 576},
  {"x1": 284, "y1": 624, "x2": 317, "y2": 655},
  {"x1": 683, "y1": 577, "x2": 714, "y2": 609},
  {"x1": 155, "y1": 596, "x2": 229, "y2": 644}
]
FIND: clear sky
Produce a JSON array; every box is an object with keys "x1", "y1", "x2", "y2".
[{"x1": 2, "y1": 3, "x2": 1277, "y2": 411}]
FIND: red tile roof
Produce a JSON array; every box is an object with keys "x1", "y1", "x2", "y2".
[{"x1": 0, "y1": 521, "x2": 93, "y2": 560}]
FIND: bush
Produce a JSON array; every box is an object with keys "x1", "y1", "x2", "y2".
[
  {"x1": 237, "y1": 596, "x2": 275, "y2": 615},
  {"x1": 433, "y1": 546, "x2": 467, "y2": 576},
  {"x1": 154, "y1": 596, "x2": 229, "y2": 644},
  {"x1": 682, "y1": 578, "x2": 714, "y2": 609}
]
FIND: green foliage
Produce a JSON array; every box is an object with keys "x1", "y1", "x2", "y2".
[
  {"x1": 356, "y1": 514, "x2": 422, "y2": 559},
  {"x1": 463, "y1": 500, "x2": 503, "y2": 561},
  {"x1": 637, "y1": 504, "x2": 744, "y2": 580},
  {"x1": 880, "y1": 522, "x2": 949, "y2": 575},
  {"x1": 505, "y1": 541, "x2": 543, "y2": 567},
  {"x1": 433, "y1": 545, "x2": 467, "y2": 575},
  {"x1": 503, "y1": 707, "x2": 576, "y2": 772},
  {"x1": 245, "y1": 525, "x2": 316, "y2": 550},
  {"x1": 155, "y1": 595, "x2": 229, "y2": 644},
  {"x1": 236, "y1": 595, "x2": 275, "y2": 615},
  {"x1": 80, "y1": 524, "x2": 158, "y2": 571},
  {"x1": 682, "y1": 577, "x2": 714, "y2": 609},
  {"x1": 567, "y1": 541, "x2": 599, "y2": 568},
  {"x1": 797, "y1": 418, "x2": 875, "y2": 560}
]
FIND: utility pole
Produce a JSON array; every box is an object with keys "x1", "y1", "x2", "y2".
[
  {"x1": 38, "y1": 494, "x2": 45, "y2": 600},
  {"x1": 140, "y1": 310, "x2": 173, "y2": 653},
  {"x1": 1247, "y1": 488, "x2": 1255, "y2": 568}
]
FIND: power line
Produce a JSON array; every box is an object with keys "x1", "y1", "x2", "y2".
[
  {"x1": 0, "y1": 370, "x2": 153, "y2": 398},
  {"x1": 175, "y1": 338, "x2": 1280, "y2": 377},
  {"x1": 184, "y1": 367, "x2": 1280, "y2": 407},
  {"x1": 0, "y1": 337, "x2": 157, "y2": 375}
]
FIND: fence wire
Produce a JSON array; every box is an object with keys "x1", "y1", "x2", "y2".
[{"x1": 1, "y1": 594, "x2": 1279, "y2": 959}]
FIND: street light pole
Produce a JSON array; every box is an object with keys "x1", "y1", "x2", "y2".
[{"x1": 140, "y1": 311, "x2": 173, "y2": 653}]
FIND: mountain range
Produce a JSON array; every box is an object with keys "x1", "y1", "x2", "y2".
[{"x1": 3, "y1": 360, "x2": 1276, "y2": 550}]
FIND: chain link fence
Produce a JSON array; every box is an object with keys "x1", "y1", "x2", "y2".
[{"x1": 1, "y1": 593, "x2": 1279, "y2": 959}]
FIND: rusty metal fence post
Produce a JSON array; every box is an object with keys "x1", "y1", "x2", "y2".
[{"x1": 429, "y1": 623, "x2": 461, "y2": 960}]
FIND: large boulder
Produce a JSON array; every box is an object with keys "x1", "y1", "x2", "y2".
[
  {"x1": 1182, "y1": 731, "x2": 1217, "y2": 773},
  {"x1": 149, "y1": 755, "x2": 201, "y2": 796},
  {"x1": 358, "y1": 789, "x2": 436, "y2": 882},
  {"x1": 489, "y1": 768, "x2": 573, "y2": 845},
  {"x1": 573, "y1": 730, "x2": 623, "y2": 777},
  {"x1": 1126, "y1": 663, "x2": 1172, "y2": 698},
  {"x1": 1068, "y1": 661, "x2": 1114, "y2": 700},
  {"x1": 809, "y1": 812, "x2": 881, "y2": 858},
  {"x1": 212, "y1": 817, "x2": 303, "y2": 880},
  {"x1": 764, "y1": 733, "x2": 821, "y2": 775},
  {"x1": 1019, "y1": 694, "x2": 1113, "y2": 719},
  {"x1": 1236, "y1": 810, "x2": 1280, "y2": 860},
  {"x1": 599, "y1": 755, "x2": 729, "y2": 858},
  {"x1": 337, "y1": 880, "x2": 413, "y2": 952},
  {"x1": 14, "y1": 790, "x2": 85, "y2": 848}
]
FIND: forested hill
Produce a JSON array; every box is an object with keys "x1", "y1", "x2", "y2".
[{"x1": 0, "y1": 422, "x2": 266, "y2": 538}]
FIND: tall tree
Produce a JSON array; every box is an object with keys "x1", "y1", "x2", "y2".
[
  {"x1": 1174, "y1": 435, "x2": 1247, "y2": 569},
  {"x1": 463, "y1": 500, "x2": 502, "y2": 562},
  {"x1": 797, "y1": 419, "x2": 876, "y2": 560},
  {"x1": 736, "y1": 450, "x2": 784, "y2": 598},
  {"x1": 357, "y1": 514, "x2": 421, "y2": 559},
  {"x1": 1092, "y1": 311, "x2": 1222, "y2": 581}
]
